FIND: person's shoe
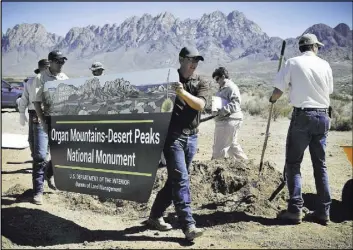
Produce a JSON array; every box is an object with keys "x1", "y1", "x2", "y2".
[
  {"x1": 277, "y1": 210, "x2": 302, "y2": 224},
  {"x1": 33, "y1": 193, "x2": 43, "y2": 205},
  {"x1": 146, "y1": 217, "x2": 172, "y2": 231},
  {"x1": 46, "y1": 176, "x2": 57, "y2": 191},
  {"x1": 305, "y1": 211, "x2": 330, "y2": 225},
  {"x1": 184, "y1": 225, "x2": 204, "y2": 241}
]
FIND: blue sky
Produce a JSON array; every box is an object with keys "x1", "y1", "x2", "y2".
[{"x1": 2, "y1": 2, "x2": 352, "y2": 39}]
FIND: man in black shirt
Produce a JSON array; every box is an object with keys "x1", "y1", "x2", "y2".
[{"x1": 147, "y1": 47, "x2": 210, "y2": 241}]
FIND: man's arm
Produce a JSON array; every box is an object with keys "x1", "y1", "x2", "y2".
[
  {"x1": 269, "y1": 60, "x2": 291, "y2": 103},
  {"x1": 218, "y1": 84, "x2": 241, "y2": 116},
  {"x1": 177, "y1": 90, "x2": 205, "y2": 111},
  {"x1": 328, "y1": 65, "x2": 333, "y2": 95},
  {"x1": 175, "y1": 77, "x2": 209, "y2": 111},
  {"x1": 33, "y1": 76, "x2": 48, "y2": 131},
  {"x1": 18, "y1": 80, "x2": 30, "y2": 113}
]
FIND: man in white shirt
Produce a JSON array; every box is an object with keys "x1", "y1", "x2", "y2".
[
  {"x1": 32, "y1": 50, "x2": 69, "y2": 205},
  {"x1": 18, "y1": 59, "x2": 49, "y2": 160},
  {"x1": 269, "y1": 33, "x2": 333, "y2": 225}
]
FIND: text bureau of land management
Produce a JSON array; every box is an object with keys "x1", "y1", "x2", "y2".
[{"x1": 51, "y1": 127, "x2": 161, "y2": 167}]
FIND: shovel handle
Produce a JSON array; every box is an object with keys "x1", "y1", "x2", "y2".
[{"x1": 259, "y1": 40, "x2": 286, "y2": 174}]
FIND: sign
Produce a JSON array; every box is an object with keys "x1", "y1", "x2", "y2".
[{"x1": 43, "y1": 68, "x2": 179, "y2": 203}]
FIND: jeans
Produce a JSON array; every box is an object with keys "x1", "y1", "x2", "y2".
[
  {"x1": 28, "y1": 111, "x2": 35, "y2": 159},
  {"x1": 150, "y1": 132, "x2": 198, "y2": 231},
  {"x1": 285, "y1": 109, "x2": 331, "y2": 216},
  {"x1": 32, "y1": 115, "x2": 53, "y2": 195}
]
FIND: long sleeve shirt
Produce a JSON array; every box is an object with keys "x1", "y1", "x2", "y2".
[
  {"x1": 18, "y1": 77, "x2": 36, "y2": 113},
  {"x1": 215, "y1": 79, "x2": 243, "y2": 122}
]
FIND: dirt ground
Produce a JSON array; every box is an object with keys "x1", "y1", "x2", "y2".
[{"x1": 1, "y1": 108, "x2": 352, "y2": 249}]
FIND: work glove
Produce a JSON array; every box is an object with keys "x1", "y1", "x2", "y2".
[{"x1": 19, "y1": 113, "x2": 28, "y2": 126}]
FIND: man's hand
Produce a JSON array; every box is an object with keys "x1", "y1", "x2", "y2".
[
  {"x1": 19, "y1": 113, "x2": 28, "y2": 126},
  {"x1": 171, "y1": 82, "x2": 184, "y2": 95},
  {"x1": 42, "y1": 121, "x2": 49, "y2": 134},
  {"x1": 269, "y1": 88, "x2": 283, "y2": 103},
  {"x1": 269, "y1": 96, "x2": 277, "y2": 103}
]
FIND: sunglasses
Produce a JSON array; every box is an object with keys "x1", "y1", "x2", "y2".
[
  {"x1": 185, "y1": 57, "x2": 200, "y2": 63},
  {"x1": 53, "y1": 59, "x2": 66, "y2": 65},
  {"x1": 314, "y1": 44, "x2": 322, "y2": 51},
  {"x1": 214, "y1": 76, "x2": 220, "y2": 82}
]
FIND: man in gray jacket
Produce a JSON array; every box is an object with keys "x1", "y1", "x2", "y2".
[{"x1": 211, "y1": 67, "x2": 248, "y2": 160}]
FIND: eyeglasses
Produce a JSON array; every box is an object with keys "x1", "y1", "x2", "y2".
[{"x1": 214, "y1": 76, "x2": 220, "y2": 82}]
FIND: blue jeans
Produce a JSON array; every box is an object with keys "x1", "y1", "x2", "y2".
[
  {"x1": 150, "y1": 132, "x2": 198, "y2": 231},
  {"x1": 28, "y1": 111, "x2": 35, "y2": 159},
  {"x1": 285, "y1": 109, "x2": 331, "y2": 216},
  {"x1": 32, "y1": 115, "x2": 53, "y2": 195}
]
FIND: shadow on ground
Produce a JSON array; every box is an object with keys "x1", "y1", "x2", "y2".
[
  {"x1": 302, "y1": 193, "x2": 353, "y2": 223},
  {"x1": 1, "y1": 207, "x2": 195, "y2": 247},
  {"x1": 1, "y1": 109, "x2": 17, "y2": 113},
  {"x1": 6, "y1": 160, "x2": 33, "y2": 165},
  {"x1": 2, "y1": 168, "x2": 32, "y2": 175},
  {"x1": 2, "y1": 189, "x2": 57, "y2": 206}
]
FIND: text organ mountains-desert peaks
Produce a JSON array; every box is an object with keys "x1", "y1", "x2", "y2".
[{"x1": 2, "y1": 10, "x2": 352, "y2": 76}]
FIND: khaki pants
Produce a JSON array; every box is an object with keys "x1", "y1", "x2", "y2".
[{"x1": 212, "y1": 119, "x2": 248, "y2": 160}]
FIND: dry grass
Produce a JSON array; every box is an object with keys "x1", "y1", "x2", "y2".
[{"x1": 239, "y1": 85, "x2": 352, "y2": 131}]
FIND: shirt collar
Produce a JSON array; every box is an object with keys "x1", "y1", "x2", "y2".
[
  {"x1": 219, "y1": 79, "x2": 232, "y2": 90},
  {"x1": 303, "y1": 51, "x2": 316, "y2": 56},
  {"x1": 45, "y1": 68, "x2": 64, "y2": 78}
]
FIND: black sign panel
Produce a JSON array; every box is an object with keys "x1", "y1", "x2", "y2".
[{"x1": 44, "y1": 68, "x2": 179, "y2": 202}]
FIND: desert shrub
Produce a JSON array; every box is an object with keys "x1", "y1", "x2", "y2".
[
  {"x1": 331, "y1": 117, "x2": 352, "y2": 131},
  {"x1": 242, "y1": 98, "x2": 267, "y2": 116},
  {"x1": 330, "y1": 98, "x2": 352, "y2": 131},
  {"x1": 271, "y1": 97, "x2": 292, "y2": 121}
]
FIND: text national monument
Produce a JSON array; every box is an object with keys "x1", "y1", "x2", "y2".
[{"x1": 44, "y1": 68, "x2": 179, "y2": 202}]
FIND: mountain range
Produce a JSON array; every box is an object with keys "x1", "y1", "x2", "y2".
[{"x1": 2, "y1": 10, "x2": 352, "y2": 77}]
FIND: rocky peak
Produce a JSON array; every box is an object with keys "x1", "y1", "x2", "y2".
[
  {"x1": 303, "y1": 23, "x2": 352, "y2": 47},
  {"x1": 334, "y1": 23, "x2": 352, "y2": 38},
  {"x1": 2, "y1": 23, "x2": 63, "y2": 52}
]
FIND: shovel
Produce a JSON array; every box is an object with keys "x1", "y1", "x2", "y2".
[{"x1": 252, "y1": 40, "x2": 287, "y2": 190}]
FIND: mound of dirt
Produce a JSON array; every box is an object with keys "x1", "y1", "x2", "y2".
[
  {"x1": 188, "y1": 159, "x2": 288, "y2": 217},
  {"x1": 4, "y1": 184, "x2": 28, "y2": 196},
  {"x1": 50, "y1": 159, "x2": 288, "y2": 219}
]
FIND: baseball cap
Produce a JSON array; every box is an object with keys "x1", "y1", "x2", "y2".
[
  {"x1": 299, "y1": 33, "x2": 324, "y2": 47},
  {"x1": 48, "y1": 50, "x2": 68, "y2": 61},
  {"x1": 179, "y1": 46, "x2": 204, "y2": 61},
  {"x1": 34, "y1": 59, "x2": 50, "y2": 74},
  {"x1": 90, "y1": 62, "x2": 105, "y2": 71}
]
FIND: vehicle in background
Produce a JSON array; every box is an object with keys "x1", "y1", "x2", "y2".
[
  {"x1": 8, "y1": 81, "x2": 25, "y2": 91},
  {"x1": 1, "y1": 79, "x2": 24, "y2": 112}
]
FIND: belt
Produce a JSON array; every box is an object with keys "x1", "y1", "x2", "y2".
[
  {"x1": 28, "y1": 109, "x2": 36, "y2": 114},
  {"x1": 293, "y1": 107, "x2": 328, "y2": 112},
  {"x1": 170, "y1": 127, "x2": 199, "y2": 136}
]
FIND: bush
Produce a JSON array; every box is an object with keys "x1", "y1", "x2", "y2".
[
  {"x1": 332, "y1": 117, "x2": 352, "y2": 131},
  {"x1": 330, "y1": 98, "x2": 352, "y2": 131},
  {"x1": 242, "y1": 99, "x2": 266, "y2": 116},
  {"x1": 271, "y1": 97, "x2": 292, "y2": 121}
]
